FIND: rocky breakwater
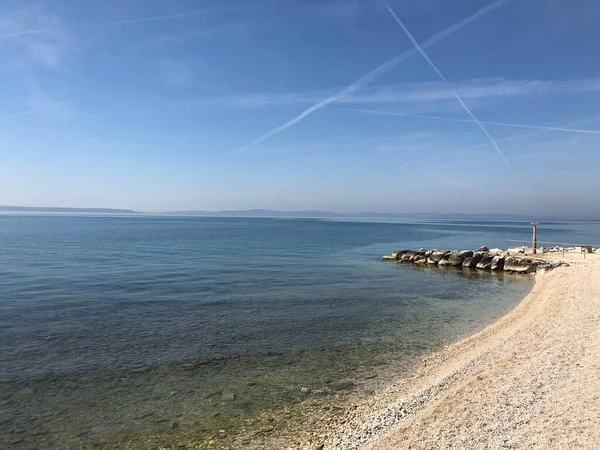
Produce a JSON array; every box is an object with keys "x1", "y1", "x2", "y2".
[{"x1": 381, "y1": 246, "x2": 568, "y2": 274}]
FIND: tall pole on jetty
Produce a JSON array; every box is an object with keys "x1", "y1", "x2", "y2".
[{"x1": 531, "y1": 222, "x2": 539, "y2": 254}]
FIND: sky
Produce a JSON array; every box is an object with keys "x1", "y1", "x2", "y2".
[{"x1": 1, "y1": 0, "x2": 600, "y2": 217}]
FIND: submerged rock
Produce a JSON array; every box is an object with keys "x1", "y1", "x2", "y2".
[{"x1": 221, "y1": 392, "x2": 237, "y2": 401}]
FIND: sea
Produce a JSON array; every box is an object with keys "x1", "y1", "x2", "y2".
[{"x1": 1, "y1": 214, "x2": 599, "y2": 448}]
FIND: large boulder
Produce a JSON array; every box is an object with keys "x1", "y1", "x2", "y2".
[
  {"x1": 448, "y1": 253, "x2": 465, "y2": 266},
  {"x1": 476, "y1": 254, "x2": 495, "y2": 269},
  {"x1": 456, "y1": 250, "x2": 474, "y2": 258},
  {"x1": 426, "y1": 257, "x2": 438, "y2": 265},
  {"x1": 429, "y1": 251, "x2": 446, "y2": 263},
  {"x1": 504, "y1": 257, "x2": 537, "y2": 274},
  {"x1": 438, "y1": 258, "x2": 451, "y2": 266},
  {"x1": 401, "y1": 252, "x2": 416, "y2": 262},
  {"x1": 416, "y1": 248, "x2": 426, "y2": 255},
  {"x1": 392, "y1": 250, "x2": 411, "y2": 259},
  {"x1": 490, "y1": 256, "x2": 505, "y2": 270},
  {"x1": 477, "y1": 245, "x2": 490, "y2": 252},
  {"x1": 413, "y1": 255, "x2": 427, "y2": 264},
  {"x1": 462, "y1": 257, "x2": 475, "y2": 268},
  {"x1": 462, "y1": 252, "x2": 484, "y2": 268}
]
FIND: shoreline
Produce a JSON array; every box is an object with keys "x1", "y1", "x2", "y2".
[{"x1": 307, "y1": 252, "x2": 599, "y2": 449}]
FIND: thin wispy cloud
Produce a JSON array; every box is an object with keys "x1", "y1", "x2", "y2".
[
  {"x1": 0, "y1": 29, "x2": 48, "y2": 38},
  {"x1": 234, "y1": 0, "x2": 512, "y2": 153},
  {"x1": 100, "y1": 6, "x2": 263, "y2": 26},
  {"x1": 385, "y1": 2, "x2": 511, "y2": 167},
  {"x1": 0, "y1": 5, "x2": 73, "y2": 69}
]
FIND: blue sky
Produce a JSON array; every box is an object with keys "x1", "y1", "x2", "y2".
[{"x1": 1, "y1": 0, "x2": 600, "y2": 216}]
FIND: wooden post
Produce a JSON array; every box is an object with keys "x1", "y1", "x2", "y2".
[{"x1": 531, "y1": 222, "x2": 539, "y2": 255}]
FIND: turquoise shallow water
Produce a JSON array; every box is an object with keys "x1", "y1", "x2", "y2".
[{"x1": 1, "y1": 215, "x2": 598, "y2": 448}]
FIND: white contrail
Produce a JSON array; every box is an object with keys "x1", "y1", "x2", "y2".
[
  {"x1": 234, "y1": 0, "x2": 512, "y2": 153},
  {"x1": 101, "y1": 6, "x2": 256, "y2": 26},
  {"x1": 317, "y1": 105, "x2": 600, "y2": 135},
  {"x1": 460, "y1": 115, "x2": 600, "y2": 152},
  {"x1": 0, "y1": 30, "x2": 48, "y2": 38},
  {"x1": 385, "y1": 3, "x2": 511, "y2": 167}
]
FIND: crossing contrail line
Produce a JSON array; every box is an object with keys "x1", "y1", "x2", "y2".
[
  {"x1": 233, "y1": 0, "x2": 512, "y2": 153},
  {"x1": 316, "y1": 105, "x2": 600, "y2": 135},
  {"x1": 385, "y1": 3, "x2": 511, "y2": 167}
]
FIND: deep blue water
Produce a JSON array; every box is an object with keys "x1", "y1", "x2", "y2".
[{"x1": 1, "y1": 215, "x2": 598, "y2": 448}]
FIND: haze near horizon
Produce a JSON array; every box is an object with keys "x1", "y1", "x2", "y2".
[{"x1": 1, "y1": 0, "x2": 599, "y2": 217}]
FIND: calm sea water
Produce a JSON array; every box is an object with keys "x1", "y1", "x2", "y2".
[{"x1": 1, "y1": 215, "x2": 598, "y2": 448}]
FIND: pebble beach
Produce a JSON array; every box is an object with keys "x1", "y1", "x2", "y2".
[{"x1": 313, "y1": 252, "x2": 600, "y2": 449}]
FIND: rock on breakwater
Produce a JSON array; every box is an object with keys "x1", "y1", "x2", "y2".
[{"x1": 382, "y1": 247, "x2": 568, "y2": 274}]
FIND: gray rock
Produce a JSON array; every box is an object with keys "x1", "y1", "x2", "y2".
[
  {"x1": 477, "y1": 245, "x2": 490, "y2": 252},
  {"x1": 221, "y1": 392, "x2": 237, "y2": 401},
  {"x1": 463, "y1": 252, "x2": 484, "y2": 268},
  {"x1": 448, "y1": 253, "x2": 465, "y2": 266},
  {"x1": 504, "y1": 257, "x2": 537, "y2": 274},
  {"x1": 401, "y1": 252, "x2": 415, "y2": 262},
  {"x1": 413, "y1": 256, "x2": 427, "y2": 264},
  {"x1": 438, "y1": 258, "x2": 451, "y2": 266},
  {"x1": 426, "y1": 257, "x2": 438, "y2": 265},
  {"x1": 456, "y1": 250, "x2": 474, "y2": 258},
  {"x1": 476, "y1": 254, "x2": 494, "y2": 269},
  {"x1": 381, "y1": 255, "x2": 396, "y2": 261},
  {"x1": 329, "y1": 381, "x2": 355, "y2": 391},
  {"x1": 425, "y1": 250, "x2": 433, "y2": 257},
  {"x1": 491, "y1": 256, "x2": 505, "y2": 270},
  {"x1": 430, "y1": 251, "x2": 446, "y2": 263},
  {"x1": 462, "y1": 257, "x2": 475, "y2": 268}
]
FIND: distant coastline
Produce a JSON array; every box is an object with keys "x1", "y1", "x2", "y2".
[
  {"x1": 0, "y1": 205, "x2": 139, "y2": 214},
  {"x1": 2, "y1": 205, "x2": 599, "y2": 220}
]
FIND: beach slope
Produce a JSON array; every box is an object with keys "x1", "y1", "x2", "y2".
[{"x1": 332, "y1": 255, "x2": 600, "y2": 449}]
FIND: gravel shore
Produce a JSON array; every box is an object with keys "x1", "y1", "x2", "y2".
[{"x1": 316, "y1": 253, "x2": 600, "y2": 450}]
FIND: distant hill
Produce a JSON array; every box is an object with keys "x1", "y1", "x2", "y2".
[
  {"x1": 0, "y1": 205, "x2": 138, "y2": 214},
  {"x1": 2, "y1": 206, "x2": 596, "y2": 220},
  {"x1": 167, "y1": 209, "x2": 342, "y2": 218},
  {"x1": 166, "y1": 209, "x2": 537, "y2": 220}
]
